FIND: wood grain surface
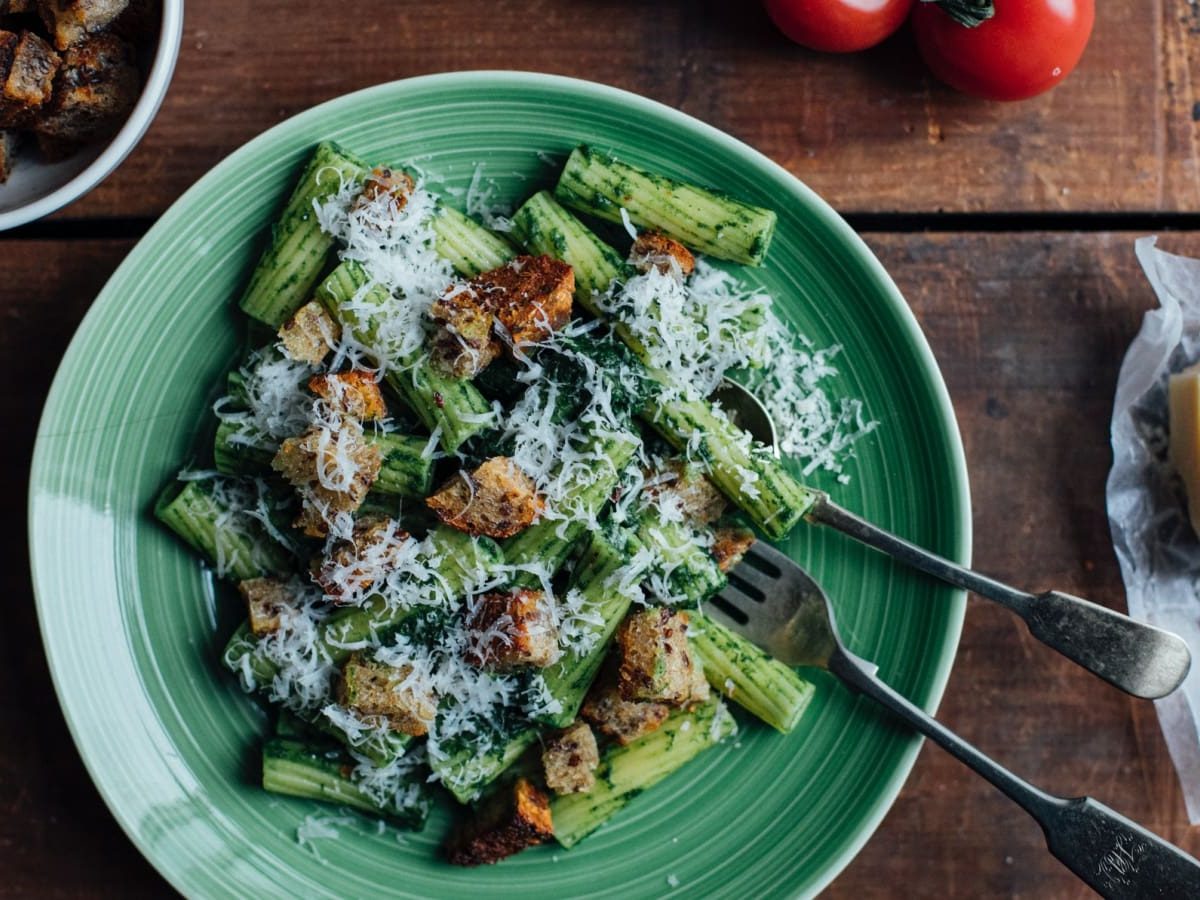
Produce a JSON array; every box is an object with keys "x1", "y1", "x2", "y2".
[
  {"x1": 25, "y1": 0, "x2": 1200, "y2": 221},
  {"x1": 4, "y1": 232, "x2": 1198, "y2": 897},
  {"x1": 6, "y1": 0, "x2": 1200, "y2": 896}
]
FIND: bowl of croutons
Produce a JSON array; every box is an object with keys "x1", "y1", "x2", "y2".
[{"x1": 0, "y1": 0, "x2": 182, "y2": 230}]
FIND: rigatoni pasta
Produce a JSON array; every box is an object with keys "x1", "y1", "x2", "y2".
[{"x1": 156, "y1": 141, "x2": 872, "y2": 864}]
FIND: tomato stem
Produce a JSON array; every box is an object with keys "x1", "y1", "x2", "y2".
[{"x1": 928, "y1": 0, "x2": 995, "y2": 27}]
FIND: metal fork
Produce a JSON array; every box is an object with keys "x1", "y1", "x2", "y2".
[
  {"x1": 712, "y1": 379, "x2": 1191, "y2": 700},
  {"x1": 707, "y1": 542, "x2": 1200, "y2": 899}
]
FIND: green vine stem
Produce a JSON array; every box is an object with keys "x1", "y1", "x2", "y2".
[{"x1": 928, "y1": 0, "x2": 996, "y2": 27}]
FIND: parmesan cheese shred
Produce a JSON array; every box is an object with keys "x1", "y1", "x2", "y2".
[{"x1": 211, "y1": 159, "x2": 874, "y2": 825}]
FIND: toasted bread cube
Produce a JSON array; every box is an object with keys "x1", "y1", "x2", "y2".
[
  {"x1": 308, "y1": 371, "x2": 387, "y2": 422},
  {"x1": 468, "y1": 255, "x2": 574, "y2": 346},
  {"x1": 34, "y1": 33, "x2": 138, "y2": 146},
  {"x1": 37, "y1": 0, "x2": 129, "y2": 49},
  {"x1": 338, "y1": 652, "x2": 436, "y2": 737},
  {"x1": 109, "y1": 0, "x2": 158, "y2": 42},
  {"x1": 644, "y1": 459, "x2": 727, "y2": 525},
  {"x1": 445, "y1": 777, "x2": 553, "y2": 866},
  {"x1": 630, "y1": 230, "x2": 695, "y2": 279},
  {"x1": 429, "y1": 286, "x2": 501, "y2": 378},
  {"x1": 315, "y1": 517, "x2": 409, "y2": 601},
  {"x1": 0, "y1": 129, "x2": 16, "y2": 182},
  {"x1": 278, "y1": 301, "x2": 340, "y2": 365},
  {"x1": 710, "y1": 524, "x2": 755, "y2": 573},
  {"x1": 465, "y1": 588, "x2": 559, "y2": 670},
  {"x1": 32, "y1": 129, "x2": 77, "y2": 160},
  {"x1": 237, "y1": 577, "x2": 294, "y2": 637},
  {"x1": 354, "y1": 165, "x2": 415, "y2": 213},
  {"x1": 0, "y1": 30, "x2": 60, "y2": 127},
  {"x1": 542, "y1": 721, "x2": 599, "y2": 795},
  {"x1": 616, "y1": 607, "x2": 694, "y2": 706},
  {"x1": 272, "y1": 423, "x2": 382, "y2": 537},
  {"x1": 426, "y1": 456, "x2": 543, "y2": 540},
  {"x1": 581, "y1": 675, "x2": 670, "y2": 746}
]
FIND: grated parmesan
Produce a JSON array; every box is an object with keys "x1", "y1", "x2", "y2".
[
  {"x1": 206, "y1": 155, "x2": 878, "y2": 845},
  {"x1": 598, "y1": 254, "x2": 876, "y2": 479}
]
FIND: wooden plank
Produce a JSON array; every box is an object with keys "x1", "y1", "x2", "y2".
[
  {"x1": 3, "y1": 232, "x2": 1200, "y2": 895},
  {"x1": 0, "y1": 239, "x2": 164, "y2": 895},
  {"x1": 30, "y1": 0, "x2": 1199, "y2": 221},
  {"x1": 830, "y1": 230, "x2": 1200, "y2": 897}
]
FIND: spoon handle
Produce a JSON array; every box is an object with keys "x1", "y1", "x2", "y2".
[
  {"x1": 808, "y1": 494, "x2": 1191, "y2": 700},
  {"x1": 828, "y1": 647, "x2": 1200, "y2": 899}
]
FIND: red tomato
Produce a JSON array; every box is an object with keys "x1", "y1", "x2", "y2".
[
  {"x1": 911, "y1": 0, "x2": 1094, "y2": 101},
  {"x1": 765, "y1": 0, "x2": 916, "y2": 53}
]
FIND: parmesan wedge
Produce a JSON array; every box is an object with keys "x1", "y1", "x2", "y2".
[{"x1": 1169, "y1": 363, "x2": 1200, "y2": 535}]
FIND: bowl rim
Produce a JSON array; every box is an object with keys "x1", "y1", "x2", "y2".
[
  {"x1": 0, "y1": 0, "x2": 185, "y2": 232},
  {"x1": 29, "y1": 70, "x2": 972, "y2": 898}
]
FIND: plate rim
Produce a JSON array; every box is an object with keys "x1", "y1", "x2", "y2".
[{"x1": 29, "y1": 69, "x2": 971, "y2": 898}]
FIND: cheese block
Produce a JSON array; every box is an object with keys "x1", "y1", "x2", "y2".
[{"x1": 1169, "y1": 362, "x2": 1200, "y2": 536}]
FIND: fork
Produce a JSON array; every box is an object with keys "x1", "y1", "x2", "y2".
[
  {"x1": 707, "y1": 541, "x2": 1200, "y2": 899},
  {"x1": 711, "y1": 379, "x2": 1191, "y2": 700}
]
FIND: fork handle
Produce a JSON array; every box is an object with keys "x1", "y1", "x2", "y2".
[
  {"x1": 807, "y1": 494, "x2": 1191, "y2": 700},
  {"x1": 829, "y1": 647, "x2": 1200, "y2": 899}
]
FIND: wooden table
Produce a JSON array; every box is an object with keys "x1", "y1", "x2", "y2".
[{"x1": 4, "y1": 2, "x2": 1198, "y2": 896}]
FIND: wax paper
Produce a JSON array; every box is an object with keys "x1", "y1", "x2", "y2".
[{"x1": 1107, "y1": 236, "x2": 1200, "y2": 823}]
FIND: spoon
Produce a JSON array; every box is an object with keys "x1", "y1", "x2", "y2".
[
  {"x1": 706, "y1": 543, "x2": 1200, "y2": 899},
  {"x1": 711, "y1": 379, "x2": 1192, "y2": 700}
]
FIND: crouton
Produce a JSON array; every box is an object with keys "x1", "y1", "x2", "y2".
[
  {"x1": 465, "y1": 588, "x2": 559, "y2": 670},
  {"x1": 426, "y1": 456, "x2": 543, "y2": 540},
  {"x1": 643, "y1": 459, "x2": 727, "y2": 525},
  {"x1": 278, "y1": 300, "x2": 340, "y2": 365},
  {"x1": 616, "y1": 607, "x2": 694, "y2": 706},
  {"x1": 37, "y1": 0, "x2": 129, "y2": 50},
  {"x1": 0, "y1": 32, "x2": 18, "y2": 76},
  {"x1": 630, "y1": 230, "x2": 695, "y2": 279},
  {"x1": 428, "y1": 285, "x2": 501, "y2": 378},
  {"x1": 581, "y1": 675, "x2": 670, "y2": 746},
  {"x1": 445, "y1": 777, "x2": 553, "y2": 866},
  {"x1": 308, "y1": 370, "x2": 387, "y2": 422},
  {"x1": 467, "y1": 255, "x2": 574, "y2": 346},
  {"x1": 272, "y1": 423, "x2": 382, "y2": 537},
  {"x1": 0, "y1": 129, "x2": 16, "y2": 182},
  {"x1": 34, "y1": 33, "x2": 138, "y2": 147},
  {"x1": 314, "y1": 517, "x2": 409, "y2": 601},
  {"x1": 542, "y1": 721, "x2": 599, "y2": 795},
  {"x1": 0, "y1": 29, "x2": 60, "y2": 127},
  {"x1": 338, "y1": 652, "x2": 437, "y2": 737},
  {"x1": 710, "y1": 524, "x2": 755, "y2": 573},
  {"x1": 237, "y1": 577, "x2": 294, "y2": 637},
  {"x1": 108, "y1": 0, "x2": 156, "y2": 42},
  {"x1": 32, "y1": 129, "x2": 75, "y2": 159},
  {"x1": 355, "y1": 166, "x2": 415, "y2": 212}
]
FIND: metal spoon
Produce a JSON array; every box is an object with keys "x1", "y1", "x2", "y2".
[
  {"x1": 707, "y1": 542, "x2": 1200, "y2": 899},
  {"x1": 712, "y1": 379, "x2": 1192, "y2": 700}
]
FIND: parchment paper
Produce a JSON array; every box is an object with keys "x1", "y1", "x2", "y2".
[{"x1": 1108, "y1": 236, "x2": 1200, "y2": 823}]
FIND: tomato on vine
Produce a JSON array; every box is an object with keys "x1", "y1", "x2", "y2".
[
  {"x1": 911, "y1": 0, "x2": 1094, "y2": 101},
  {"x1": 764, "y1": 0, "x2": 916, "y2": 53}
]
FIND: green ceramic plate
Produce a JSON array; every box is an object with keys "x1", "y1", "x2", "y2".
[{"x1": 30, "y1": 72, "x2": 969, "y2": 898}]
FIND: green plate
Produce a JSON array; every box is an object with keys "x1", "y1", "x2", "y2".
[{"x1": 30, "y1": 72, "x2": 969, "y2": 898}]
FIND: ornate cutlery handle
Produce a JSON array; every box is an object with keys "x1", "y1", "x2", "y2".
[
  {"x1": 809, "y1": 494, "x2": 1191, "y2": 699},
  {"x1": 830, "y1": 647, "x2": 1200, "y2": 900}
]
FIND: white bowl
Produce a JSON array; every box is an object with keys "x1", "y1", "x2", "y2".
[{"x1": 0, "y1": 1, "x2": 184, "y2": 231}]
